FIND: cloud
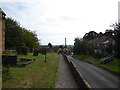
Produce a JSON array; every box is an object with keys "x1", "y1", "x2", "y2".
[
  {"x1": 59, "y1": 16, "x2": 77, "y2": 20},
  {"x1": 1, "y1": 0, "x2": 119, "y2": 45}
]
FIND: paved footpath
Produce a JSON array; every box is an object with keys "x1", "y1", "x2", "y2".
[
  {"x1": 67, "y1": 56, "x2": 119, "y2": 88},
  {"x1": 55, "y1": 54, "x2": 79, "y2": 88}
]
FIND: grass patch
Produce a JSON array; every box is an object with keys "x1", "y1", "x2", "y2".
[
  {"x1": 2, "y1": 53, "x2": 59, "y2": 88},
  {"x1": 73, "y1": 55, "x2": 120, "y2": 75}
]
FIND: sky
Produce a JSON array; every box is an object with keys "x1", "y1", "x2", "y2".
[{"x1": 1, "y1": 0, "x2": 119, "y2": 45}]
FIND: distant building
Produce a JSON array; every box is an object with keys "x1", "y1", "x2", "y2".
[
  {"x1": 88, "y1": 31, "x2": 115, "y2": 56},
  {"x1": 0, "y1": 8, "x2": 6, "y2": 54}
]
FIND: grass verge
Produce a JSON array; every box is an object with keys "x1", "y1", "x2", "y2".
[
  {"x1": 73, "y1": 55, "x2": 120, "y2": 75},
  {"x1": 2, "y1": 53, "x2": 59, "y2": 88}
]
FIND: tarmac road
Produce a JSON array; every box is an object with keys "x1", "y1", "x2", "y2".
[{"x1": 67, "y1": 56, "x2": 119, "y2": 88}]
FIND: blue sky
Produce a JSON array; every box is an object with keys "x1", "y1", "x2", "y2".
[{"x1": 1, "y1": 0, "x2": 119, "y2": 45}]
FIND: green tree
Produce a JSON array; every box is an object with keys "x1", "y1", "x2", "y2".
[
  {"x1": 73, "y1": 38, "x2": 88, "y2": 55},
  {"x1": 48, "y1": 43, "x2": 52, "y2": 48},
  {"x1": 83, "y1": 31, "x2": 98, "y2": 40},
  {"x1": 22, "y1": 28, "x2": 39, "y2": 50},
  {"x1": 5, "y1": 17, "x2": 40, "y2": 50},
  {"x1": 5, "y1": 18, "x2": 24, "y2": 49},
  {"x1": 112, "y1": 22, "x2": 120, "y2": 57}
]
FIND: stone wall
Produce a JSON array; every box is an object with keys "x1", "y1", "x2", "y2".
[
  {"x1": 0, "y1": 19, "x2": 2, "y2": 54},
  {"x1": 0, "y1": 12, "x2": 5, "y2": 55}
]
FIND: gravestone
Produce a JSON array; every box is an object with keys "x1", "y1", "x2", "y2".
[
  {"x1": 33, "y1": 49, "x2": 39, "y2": 56},
  {"x1": 2, "y1": 55, "x2": 17, "y2": 65},
  {"x1": 101, "y1": 55, "x2": 114, "y2": 64}
]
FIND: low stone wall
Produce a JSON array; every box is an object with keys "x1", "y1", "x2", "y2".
[{"x1": 62, "y1": 54, "x2": 90, "y2": 89}]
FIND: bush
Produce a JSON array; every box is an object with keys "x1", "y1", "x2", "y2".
[
  {"x1": 16, "y1": 46, "x2": 29, "y2": 55},
  {"x1": 94, "y1": 52, "x2": 103, "y2": 58}
]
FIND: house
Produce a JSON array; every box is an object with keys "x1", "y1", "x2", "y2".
[
  {"x1": 0, "y1": 8, "x2": 6, "y2": 54},
  {"x1": 88, "y1": 31, "x2": 115, "y2": 56}
]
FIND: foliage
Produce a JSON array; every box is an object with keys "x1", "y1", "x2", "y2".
[
  {"x1": 83, "y1": 31, "x2": 98, "y2": 40},
  {"x1": 94, "y1": 52, "x2": 103, "y2": 58},
  {"x1": 5, "y1": 18, "x2": 40, "y2": 50},
  {"x1": 59, "y1": 45, "x2": 63, "y2": 49},
  {"x1": 48, "y1": 43, "x2": 52, "y2": 48},
  {"x1": 5, "y1": 18, "x2": 24, "y2": 49},
  {"x1": 73, "y1": 31, "x2": 98, "y2": 55},
  {"x1": 73, "y1": 54, "x2": 120, "y2": 75},
  {"x1": 16, "y1": 46, "x2": 29, "y2": 55},
  {"x1": 73, "y1": 38, "x2": 88, "y2": 55},
  {"x1": 112, "y1": 22, "x2": 120, "y2": 58},
  {"x1": 22, "y1": 28, "x2": 39, "y2": 50}
]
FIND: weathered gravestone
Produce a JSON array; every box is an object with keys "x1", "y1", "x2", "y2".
[
  {"x1": 17, "y1": 58, "x2": 36, "y2": 67},
  {"x1": 101, "y1": 55, "x2": 114, "y2": 64},
  {"x1": 2, "y1": 55, "x2": 17, "y2": 65},
  {"x1": 33, "y1": 49, "x2": 39, "y2": 56},
  {"x1": 16, "y1": 46, "x2": 29, "y2": 55}
]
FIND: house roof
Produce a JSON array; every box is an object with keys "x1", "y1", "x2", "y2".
[{"x1": 88, "y1": 36, "x2": 113, "y2": 44}]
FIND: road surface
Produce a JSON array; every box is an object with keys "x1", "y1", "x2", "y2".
[{"x1": 67, "y1": 56, "x2": 119, "y2": 88}]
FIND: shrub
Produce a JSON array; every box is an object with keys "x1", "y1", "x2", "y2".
[
  {"x1": 16, "y1": 46, "x2": 29, "y2": 55},
  {"x1": 94, "y1": 52, "x2": 103, "y2": 58}
]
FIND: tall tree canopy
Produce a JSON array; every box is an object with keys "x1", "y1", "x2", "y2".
[
  {"x1": 5, "y1": 18, "x2": 24, "y2": 48},
  {"x1": 112, "y1": 22, "x2": 120, "y2": 57},
  {"x1": 48, "y1": 43, "x2": 52, "y2": 48},
  {"x1": 83, "y1": 31, "x2": 98, "y2": 40},
  {"x1": 73, "y1": 38, "x2": 88, "y2": 55},
  {"x1": 5, "y1": 18, "x2": 40, "y2": 50}
]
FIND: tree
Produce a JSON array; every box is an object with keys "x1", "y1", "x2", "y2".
[
  {"x1": 73, "y1": 38, "x2": 88, "y2": 55},
  {"x1": 22, "y1": 28, "x2": 40, "y2": 51},
  {"x1": 59, "y1": 45, "x2": 63, "y2": 49},
  {"x1": 83, "y1": 31, "x2": 98, "y2": 40},
  {"x1": 112, "y1": 22, "x2": 120, "y2": 57},
  {"x1": 48, "y1": 43, "x2": 52, "y2": 48},
  {"x1": 5, "y1": 17, "x2": 40, "y2": 50},
  {"x1": 5, "y1": 18, "x2": 24, "y2": 49}
]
